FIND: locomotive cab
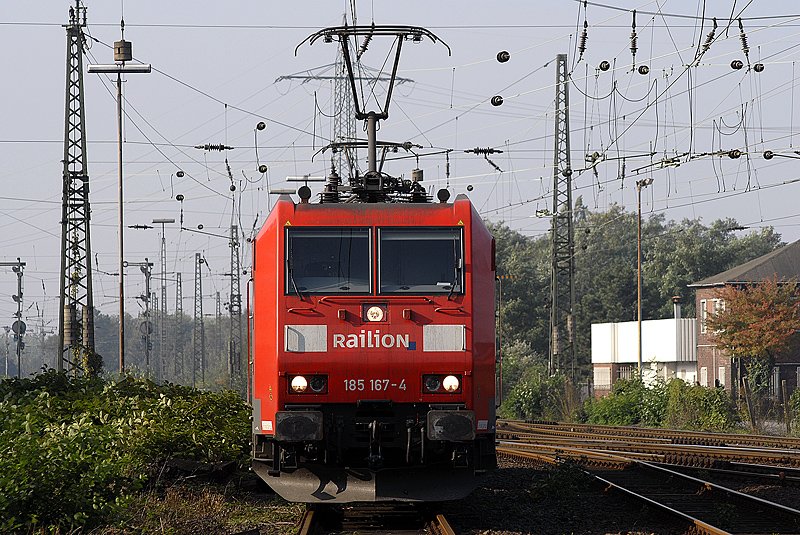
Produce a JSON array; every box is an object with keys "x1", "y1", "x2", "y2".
[{"x1": 251, "y1": 195, "x2": 497, "y2": 502}]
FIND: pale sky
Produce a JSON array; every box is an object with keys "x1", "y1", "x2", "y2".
[{"x1": 2, "y1": 1, "x2": 800, "y2": 340}]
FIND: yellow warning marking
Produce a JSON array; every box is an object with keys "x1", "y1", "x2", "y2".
[
  {"x1": 285, "y1": 220, "x2": 292, "y2": 226},
  {"x1": 457, "y1": 220, "x2": 464, "y2": 225}
]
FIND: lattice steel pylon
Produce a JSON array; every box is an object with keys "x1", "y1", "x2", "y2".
[
  {"x1": 192, "y1": 254, "x2": 205, "y2": 387},
  {"x1": 228, "y1": 224, "x2": 243, "y2": 388},
  {"x1": 58, "y1": 1, "x2": 96, "y2": 372},
  {"x1": 548, "y1": 54, "x2": 576, "y2": 379},
  {"x1": 333, "y1": 21, "x2": 358, "y2": 178},
  {"x1": 174, "y1": 272, "x2": 183, "y2": 380},
  {"x1": 158, "y1": 227, "x2": 168, "y2": 380}
]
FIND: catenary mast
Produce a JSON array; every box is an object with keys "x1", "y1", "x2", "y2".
[
  {"x1": 548, "y1": 53, "x2": 576, "y2": 379},
  {"x1": 58, "y1": 1, "x2": 95, "y2": 372}
]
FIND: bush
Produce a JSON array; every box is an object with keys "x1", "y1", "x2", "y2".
[
  {"x1": 500, "y1": 363, "x2": 574, "y2": 421},
  {"x1": 582, "y1": 377, "x2": 739, "y2": 431},
  {"x1": 663, "y1": 379, "x2": 739, "y2": 431},
  {"x1": 0, "y1": 370, "x2": 250, "y2": 531},
  {"x1": 584, "y1": 378, "x2": 649, "y2": 426},
  {"x1": 790, "y1": 389, "x2": 800, "y2": 436}
]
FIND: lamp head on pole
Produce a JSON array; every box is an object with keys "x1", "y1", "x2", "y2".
[{"x1": 635, "y1": 177, "x2": 654, "y2": 190}]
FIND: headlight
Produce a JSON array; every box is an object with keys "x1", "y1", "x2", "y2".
[
  {"x1": 423, "y1": 375, "x2": 441, "y2": 393},
  {"x1": 290, "y1": 375, "x2": 308, "y2": 393},
  {"x1": 423, "y1": 374, "x2": 462, "y2": 394},
  {"x1": 442, "y1": 375, "x2": 460, "y2": 393},
  {"x1": 309, "y1": 375, "x2": 328, "y2": 393},
  {"x1": 288, "y1": 374, "x2": 328, "y2": 394}
]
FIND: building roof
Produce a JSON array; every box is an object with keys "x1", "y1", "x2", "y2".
[{"x1": 689, "y1": 240, "x2": 800, "y2": 287}]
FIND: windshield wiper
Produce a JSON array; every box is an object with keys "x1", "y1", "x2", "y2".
[
  {"x1": 447, "y1": 242, "x2": 462, "y2": 301},
  {"x1": 286, "y1": 259, "x2": 302, "y2": 298}
]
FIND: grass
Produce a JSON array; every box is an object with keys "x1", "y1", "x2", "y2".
[{"x1": 91, "y1": 481, "x2": 304, "y2": 535}]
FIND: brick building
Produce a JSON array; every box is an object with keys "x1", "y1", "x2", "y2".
[{"x1": 688, "y1": 240, "x2": 800, "y2": 400}]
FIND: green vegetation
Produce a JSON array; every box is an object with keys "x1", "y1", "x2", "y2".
[
  {"x1": 502, "y1": 368, "x2": 740, "y2": 432},
  {"x1": 491, "y1": 204, "x2": 781, "y2": 372},
  {"x1": 498, "y1": 342, "x2": 581, "y2": 421},
  {"x1": 494, "y1": 203, "x2": 779, "y2": 429},
  {"x1": 100, "y1": 484, "x2": 302, "y2": 535},
  {"x1": 791, "y1": 389, "x2": 800, "y2": 436},
  {"x1": 582, "y1": 377, "x2": 739, "y2": 431},
  {"x1": 0, "y1": 370, "x2": 250, "y2": 532}
]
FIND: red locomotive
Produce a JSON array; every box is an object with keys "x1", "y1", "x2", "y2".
[{"x1": 250, "y1": 24, "x2": 497, "y2": 502}]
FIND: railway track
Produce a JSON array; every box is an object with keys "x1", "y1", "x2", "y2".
[
  {"x1": 498, "y1": 420, "x2": 800, "y2": 467},
  {"x1": 500, "y1": 420, "x2": 800, "y2": 449},
  {"x1": 499, "y1": 446, "x2": 800, "y2": 534},
  {"x1": 297, "y1": 503, "x2": 456, "y2": 534},
  {"x1": 654, "y1": 461, "x2": 800, "y2": 487}
]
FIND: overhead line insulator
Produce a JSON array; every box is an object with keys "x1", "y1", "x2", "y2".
[{"x1": 194, "y1": 144, "x2": 234, "y2": 151}]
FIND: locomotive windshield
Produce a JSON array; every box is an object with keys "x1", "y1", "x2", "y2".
[
  {"x1": 379, "y1": 228, "x2": 463, "y2": 294},
  {"x1": 286, "y1": 228, "x2": 370, "y2": 294}
]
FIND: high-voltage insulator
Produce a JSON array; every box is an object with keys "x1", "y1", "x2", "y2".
[
  {"x1": 728, "y1": 149, "x2": 742, "y2": 159},
  {"x1": 630, "y1": 10, "x2": 638, "y2": 69},
  {"x1": 466, "y1": 185, "x2": 474, "y2": 191},
  {"x1": 754, "y1": 63, "x2": 764, "y2": 73},
  {"x1": 176, "y1": 170, "x2": 185, "y2": 177},
  {"x1": 738, "y1": 19, "x2": 750, "y2": 66},
  {"x1": 763, "y1": 150, "x2": 774, "y2": 160},
  {"x1": 497, "y1": 50, "x2": 510, "y2": 63},
  {"x1": 256, "y1": 121, "x2": 266, "y2": 130},
  {"x1": 599, "y1": 60, "x2": 610, "y2": 71},
  {"x1": 701, "y1": 18, "x2": 717, "y2": 54},
  {"x1": 731, "y1": 60, "x2": 744, "y2": 70},
  {"x1": 466, "y1": 147, "x2": 504, "y2": 155},
  {"x1": 490, "y1": 95, "x2": 503, "y2": 106},
  {"x1": 357, "y1": 28, "x2": 373, "y2": 60},
  {"x1": 258, "y1": 164, "x2": 268, "y2": 173},
  {"x1": 638, "y1": 65, "x2": 649, "y2": 75},
  {"x1": 578, "y1": 21, "x2": 588, "y2": 61},
  {"x1": 485, "y1": 158, "x2": 503, "y2": 173},
  {"x1": 321, "y1": 164, "x2": 341, "y2": 203},
  {"x1": 229, "y1": 184, "x2": 236, "y2": 192},
  {"x1": 194, "y1": 144, "x2": 234, "y2": 151},
  {"x1": 176, "y1": 194, "x2": 185, "y2": 201}
]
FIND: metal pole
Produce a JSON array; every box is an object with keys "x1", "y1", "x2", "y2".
[
  {"x1": 4, "y1": 328, "x2": 8, "y2": 377},
  {"x1": 367, "y1": 112, "x2": 377, "y2": 174},
  {"x1": 15, "y1": 262, "x2": 23, "y2": 378},
  {"x1": 635, "y1": 177, "x2": 652, "y2": 376},
  {"x1": 637, "y1": 183, "x2": 642, "y2": 375},
  {"x1": 117, "y1": 73, "x2": 126, "y2": 374},
  {"x1": 159, "y1": 222, "x2": 167, "y2": 379},
  {"x1": 246, "y1": 276, "x2": 253, "y2": 403},
  {"x1": 143, "y1": 259, "x2": 151, "y2": 373},
  {"x1": 88, "y1": 43, "x2": 151, "y2": 375}
]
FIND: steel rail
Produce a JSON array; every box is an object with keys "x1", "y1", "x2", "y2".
[
  {"x1": 653, "y1": 461, "x2": 800, "y2": 486},
  {"x1": 498, "y1": 444, "x2": 800, "y2": 534},
  {"x1": 498, "y1": 432, "x2": 800, "y2": 467},
  {"x1": 297, "y1": 508, "x2": 317, "y2": 535},
  {"x1": 500, "y1": 420, "x2": 800, "y2": 449},
  {"x1": 427, "y1": 513, "x2": 457, "y2": 535}
]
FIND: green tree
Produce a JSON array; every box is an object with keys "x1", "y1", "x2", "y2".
[
  {"x1": 706, "y1": 277, "x2": 800, "y2": 361},
  {"x1": 488, "y1": 206, "x2": 780, "y2": 389},
  {"x1": 644, "y1": 218, "x2": 781, "y2": 318},
  {"x1": 706, "y1": 277, "x2": 800, "y2": 418},
  {"x1": 490, "y1": 222, "x2": 550, "y2": 358}
]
